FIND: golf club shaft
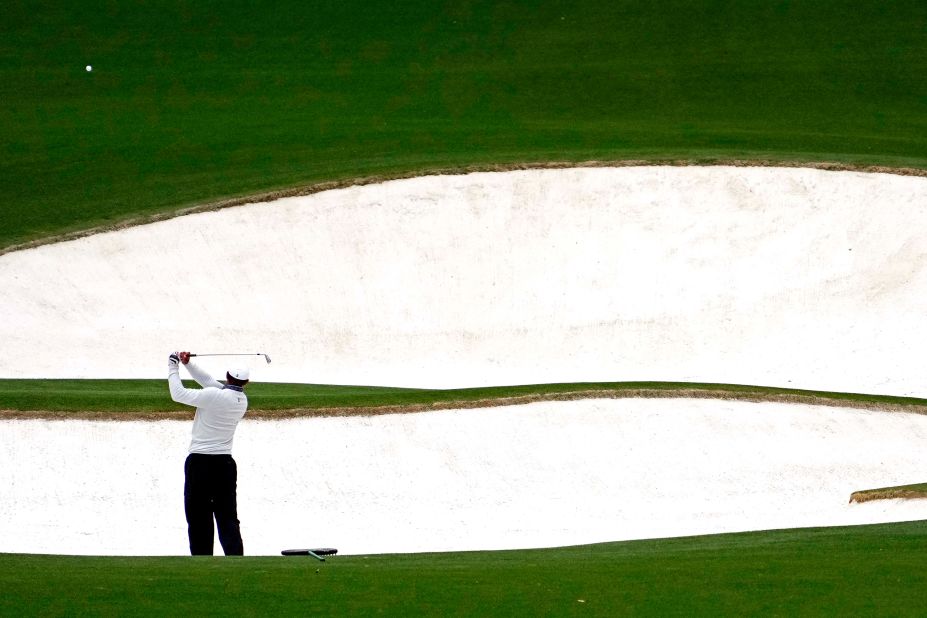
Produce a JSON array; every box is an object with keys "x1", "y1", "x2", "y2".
[{"x1": 190, "y1": 353, "x2": 272, "y2": 363}]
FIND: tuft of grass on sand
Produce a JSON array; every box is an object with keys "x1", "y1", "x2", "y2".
[{"x1": 849, "y1": 483, "x2": 927, "y2": 504}]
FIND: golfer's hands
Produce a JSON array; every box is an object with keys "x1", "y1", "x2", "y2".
[{"x1": 168, "y1": 351, "x2": 192, "y2": 371}]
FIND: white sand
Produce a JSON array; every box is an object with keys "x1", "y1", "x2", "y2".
[
  {"x1": 1, "y1": 399, "x2": 925, "y2": 556},
  {"x1": 2, "y1": 166, "x2": 927, "y2": 556},
  {"x1": 1, "y1": 166, "x2": 926, "y2": 394}
]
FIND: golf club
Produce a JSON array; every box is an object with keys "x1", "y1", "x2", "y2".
[{"x1": 189, "y1": 353, "x2": 272, "y2": 364}]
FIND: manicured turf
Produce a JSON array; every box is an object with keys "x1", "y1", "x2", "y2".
[
  {"x1": 1, "y1": 379, "x2": 925, "y2": 415},
  {"x1": 2, "y1": 0, "x2": 926, "y2": 250},
  {"x1": 3, "y1": 521, "x2": 927, "y2": 616}
]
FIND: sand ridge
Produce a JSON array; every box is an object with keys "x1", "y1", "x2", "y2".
[
  {"x1": 3, "y1": 386, "x2": 927, "y2": 421},
  {"x1": 3, "y1": 159, "x2": 925, "y2": 257}
]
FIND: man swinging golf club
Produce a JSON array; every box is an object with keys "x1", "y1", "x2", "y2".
[{"x1": 167, "y1": 351, "x2": 249, "y2": 556}]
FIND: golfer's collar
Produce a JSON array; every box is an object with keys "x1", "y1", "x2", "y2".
[{"x1": 223, "y1": 384, "x2": 244, "y2": 392}]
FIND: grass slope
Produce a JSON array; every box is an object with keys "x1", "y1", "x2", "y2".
[
  {"x1": 3, "y1": 0, "x2": 926, "y2": 251},
  {"x1": 2, "y1": 379, "x2": 926, "y2": 416},
  {"x1": 3, "y1": 522, "x2": 927, "y2": 616}
]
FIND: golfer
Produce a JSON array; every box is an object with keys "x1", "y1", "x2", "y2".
[{"x1": 168, "y1": 351, "x2": 249, "y2": 556}]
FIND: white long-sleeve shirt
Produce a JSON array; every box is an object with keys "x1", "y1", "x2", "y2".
[{"x1": 168, "y1": 360, "x2": 248, "y2": 455}]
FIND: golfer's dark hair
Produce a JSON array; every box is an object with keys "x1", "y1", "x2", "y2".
[{"x1": 226, "y1": 373, "x2": 249, "y2": 387}]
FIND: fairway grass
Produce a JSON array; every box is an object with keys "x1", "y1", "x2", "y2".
[
  {"x1": 3, "y1": 521, "x2": 927, "y2": 616},
  {"x1": 3, "y1": 0, "x2": 927, "y2": 251},
  {"x1": 1, "y1": 379, "x2": 926, "y2": 418}
]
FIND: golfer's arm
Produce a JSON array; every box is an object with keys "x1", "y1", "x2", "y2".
[
  {"x1": 168, "y1": 370, "x2": 214, "y2": 407},
  {"x1": 185, "y1": 361, "x2": 224, "y2": 389}
]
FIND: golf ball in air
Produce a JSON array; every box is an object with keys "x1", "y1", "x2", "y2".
[{"x1": 86, "y1": 65, "x2": 92, "y2": 72}]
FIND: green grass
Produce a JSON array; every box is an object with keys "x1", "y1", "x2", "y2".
[
  {"x1": 3, "y1": 0, "x2": 926, "y2": 251},
  {"x1": 1, "y1": 379, "x2": 925, "y2": 414},
  {"x1": 3, "y1": 521, "x2": 927, "y2": 616}
]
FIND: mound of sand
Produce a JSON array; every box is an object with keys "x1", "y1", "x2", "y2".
[{"x1": 1, "y1": 166, "x2": 926, "y2": 395}]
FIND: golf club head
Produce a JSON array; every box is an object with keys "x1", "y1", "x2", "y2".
[{"x1": 263, "y1": 354, "x2": 272, "y2": 364}]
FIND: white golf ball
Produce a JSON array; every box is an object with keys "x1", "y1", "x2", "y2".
[{"x1": 86, "y1": 65, "x2": 92, "y2": 72}]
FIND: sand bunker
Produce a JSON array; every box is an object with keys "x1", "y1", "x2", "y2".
[
  {"x1": 3, "y1": 166, "x2": 927, "y2": 556},
  {"x1": 1, "y1": 166, "x2": 926, "y2": 394},
  {"x1": 1, "y1": 398, "x2": 926, "y2": 556}
]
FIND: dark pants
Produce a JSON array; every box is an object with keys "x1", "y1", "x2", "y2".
[{"x1": 184, "y1": 453, "x2": 244, "y2": 556}]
